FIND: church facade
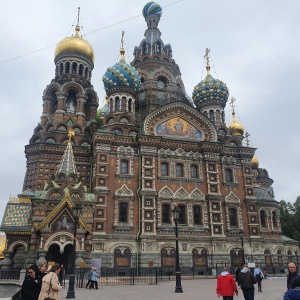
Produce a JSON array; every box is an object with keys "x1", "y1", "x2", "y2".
[{"x1": 0, "y1": 2, "x2": 298, "y2": 273}]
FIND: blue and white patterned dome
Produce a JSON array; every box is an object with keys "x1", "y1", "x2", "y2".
[
  {"x1": 142, "y1": 2, "x2": 162, "y2": 19},
  {"x1": 102, "y1": 59, "x2": 141, "y2": 94},
  {"x1": 192, "y1": 74, "x2": 229, "y2": 106}
]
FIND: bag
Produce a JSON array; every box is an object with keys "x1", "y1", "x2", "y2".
[
  {"x1": 260, "y1": 272, "x2": 264, "y2": 279},
  {"x1": 44, "y1": 298, "x2": 55, "y2": 300}
]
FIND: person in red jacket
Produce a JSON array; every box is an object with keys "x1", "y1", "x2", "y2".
[{"x1": 216, "y1": 267, "x2": 238, "y2": 300}]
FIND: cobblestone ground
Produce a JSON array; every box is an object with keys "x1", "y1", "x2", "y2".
[{"x1": 60, "y1": 278, "x2": 287, "y2": 300}]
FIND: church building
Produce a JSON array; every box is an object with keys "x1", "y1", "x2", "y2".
[{"x1": 0, "y1": 2, "x2": 298, "y2": 273}]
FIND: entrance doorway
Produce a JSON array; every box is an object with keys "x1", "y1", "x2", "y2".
[{"x1": 46, "y1": 244, "x2": 73, "y2": 274}]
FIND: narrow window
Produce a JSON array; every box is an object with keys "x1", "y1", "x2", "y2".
[
  {"x1": 229, "y1": 208, "x2": 237, "y2": 226},
  {"x1": 128, "y1": 99, "x2": 132, "y2": 112},
  {"x1": 225, "y1": 169, "x2": 233, "y2": 182},
  {"x1": 178, "y1": 205, "x2": 186, "y2": 224},
  {"x1": 191, "y1": 165, "x2": 198, "y2": 179},
  {"x1": 161, "y1": 163, "x2": 168, "y2": 176},
  {"x1": 79, "y1": 64, "x2": 84, "y2": 76},
  {"x1": 176, "y1": 164, "x2": 183, "y2": 177},
  {"x1": 272, "y1": 211, "x2": 276, "y2": 227},
  {"x1": 72, "y1": 62, "x2": 77, "y2": 74},
  {"x1": 115, "y1": 97, "x2": 120, "y2": 111},
  {"x1": 119, "y1": 203, "x2": 128, "y2": 223},
  {"x1": 162, "y1": 204, "x2": 170, "y2": 224},
  {"x1": 193, "y1": 206, "x2": 201, "y2": 225},
  {"x1": 260, "y1": 211, "x2": 266, "y2": 228},
  {"x1": 209, "y1": 110, "x2": 215, "y2": 122},
  {"x1": 121, "y1": 160, "x2": 129, "y2": 174}
]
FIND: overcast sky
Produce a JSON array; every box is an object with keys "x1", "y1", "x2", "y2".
[{"x1": 0, "y1": 0, "x2": 299, "y2": 222}]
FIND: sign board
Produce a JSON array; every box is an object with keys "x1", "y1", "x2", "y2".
[{"x1": 248, "y1": 262, "x2": 255, "y2": 268}]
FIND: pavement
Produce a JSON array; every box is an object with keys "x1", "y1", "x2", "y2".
[{"x1": 60, "y1": 278, "x2": 287, "y2": 300}]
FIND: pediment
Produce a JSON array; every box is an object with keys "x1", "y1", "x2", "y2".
[
  {"x1": 143, "y1": 102, "x2": 217, "y2": 142},
  {"x1": 225, "y1": 191, "x2": 240, "y2": 204},
  {"x1": 158, "y1": 186, "x2": 174, "y2": 199},
  {"x1": 174, "y1": 187, "x2": 189, "y2": 199},
  {"x1": 190, "y1": 188, "x2": 205, "y2": 200},
  {"x1": 115, "y1": 184, "x2": 133, "y2": 196}
]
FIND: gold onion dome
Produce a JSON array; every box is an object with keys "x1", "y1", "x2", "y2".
[
  {"x1": 228, "y1": 115, "x2": 244, "y2": 136},
  {"x1": 55, "y1": 24, "x2": 95, "y2": 62},
  {"x1": 252, "y1": 156, "x2": 259, "y2": 169}
]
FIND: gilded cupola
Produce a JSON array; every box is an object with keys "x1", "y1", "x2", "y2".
[{"x1": 228, "y1": 97, "x2": 244, "y2": 136}]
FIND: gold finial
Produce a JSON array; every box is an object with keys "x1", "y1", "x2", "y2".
[
  {"x1": 68, "y1": 128, "x2": 75, "y2": 142},
  {"x1": 75, "y1": 7, "x2": 81, "y2": 37},
  {"x1": 245, "y1": 131, "x2": 250, "y2": 146},
  {"x1": 204, "y1": 48, "x2": 211, "y2": 75},
  {"x1": 120, "y1": 31, "x2": 125, "y2": 60}
]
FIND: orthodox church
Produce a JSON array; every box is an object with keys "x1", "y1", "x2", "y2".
[{"x1": 0, "y1": 2, "x2": 298, "y2": 273}]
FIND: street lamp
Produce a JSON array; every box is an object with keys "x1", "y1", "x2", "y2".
[
  {"x1": 67, "y1": 203, "x2": 82, "y2": 299},
  {"x1": 240, "y1": 230, "x2": 245, "y2": 265},
  {"x1": 172, "y1": 205, "x2": 183, "y2": 293}
]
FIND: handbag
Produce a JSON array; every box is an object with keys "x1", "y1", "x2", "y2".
[{"x1": 44, "y1": 275, "x2": 55, "y2": 300}]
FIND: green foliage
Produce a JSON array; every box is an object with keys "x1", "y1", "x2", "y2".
[{"x1": 279, "y1": 197, "x2": 300, "y2": 240}]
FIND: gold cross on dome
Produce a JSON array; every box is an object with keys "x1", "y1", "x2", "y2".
[{"x1": 245, "y1": 131, "x2": 250, "y2": 147}]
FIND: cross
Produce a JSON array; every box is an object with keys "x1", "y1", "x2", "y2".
[
  {"x1": 121, "y1": 31, "x2": 125, "y2": 49},
  {"x1": 245, "y1": 131, "x2": 250, "y2": 146},
  {"x1": 204, "y1": 48, "x2": 210, "y2": 66},
  {"x1": 77, "y1": 7, "x2": 81, "y2": 25},
  {"x1": 229, "y1": 97, "x2": 236, "y2": 115}
]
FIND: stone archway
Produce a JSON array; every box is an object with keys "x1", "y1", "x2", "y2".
[{"x1": 46, "y1": 243, "x2": 73, "y2": 274}]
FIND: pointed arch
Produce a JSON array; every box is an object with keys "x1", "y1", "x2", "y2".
[
  {"x1": 158, "y1": 186, "x2": 174, "y2": 199},
  {"x1": 174, "y1": 187, "x2": 189, "y2": 200},
  {"x1": 115, "y1": 184, "x2": 133, "y2": 197},
  {"x1": 190, "y1": 188, "x2": 205, "y2": 201}
]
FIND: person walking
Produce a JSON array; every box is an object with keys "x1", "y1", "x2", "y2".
[
  {"x1": 21, "y1": 265, "x2": 42, "y2": 300},
  {"x1": 85, "y1": 267, "x2": 94, "y2": 289},
  {"x1": 287, "y1": 262, "x2": 299, "y2": 289},
  {"x1": 235, "y1": 267, "x2": 241, "y2": 285},
  {"x1": 58, "y1": 264, "x2": 65, "y2": 286},
  {"x1": 284, "y1": 277, "x2": 300, "y2": 299},
  {"x1": 237, "y1": 264, "x2": 257, "y2": 300},
  {"x1": 253, "y1": 265, "x2": 263, "y2": 292},
  {"x1": 216, "y1": 267, "x2": 238, "y2": 300},
  {"x1": 38, "y1": 263, "x2": 63, "y2": 300},
  {"x1": 89, "y1": 267, "x2": 99, "y2": 289}
]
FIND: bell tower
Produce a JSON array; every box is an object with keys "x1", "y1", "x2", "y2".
[{"x1": 23, "y1": 9, "x2": 99, "y2": 193}]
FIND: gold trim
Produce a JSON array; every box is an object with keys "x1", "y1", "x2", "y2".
[{"x1": 34, "y1": 191, "x2": 92, "y2": 233}]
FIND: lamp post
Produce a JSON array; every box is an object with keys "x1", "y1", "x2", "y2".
[
  {"x1": 240, "y1": 230, "x2": 245, "y2": 265},
  {"x1": 172, "y1": 205, "x2": 183, "y2": 293},
  {"x1": 67, "y1": 203, "x2": 82, "y2": 299}
]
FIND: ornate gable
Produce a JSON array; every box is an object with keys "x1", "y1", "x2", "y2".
[
  {"x1": 143, "y1": 102, "x2": 217, "y2": 142},
  {"x1": 225, "y1": 191, "x2": 240, "y2": 204},
  {"x1": 174, "y1": 187, "x2": 189, "y2": 200},
  {"x1": 115, "y1": 184, "x2": 133, "y2": 197},
  {"x1": 158, "y1": 186, "x2": 174, "y2": 199}
]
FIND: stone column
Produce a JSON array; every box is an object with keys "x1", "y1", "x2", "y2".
[{"x1": 56, "y1": 91, "x2": 66, "y2": 113}]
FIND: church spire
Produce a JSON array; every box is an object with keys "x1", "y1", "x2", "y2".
[{"x1": 56, "y1": 128, "x2": 78, "y2": 175}]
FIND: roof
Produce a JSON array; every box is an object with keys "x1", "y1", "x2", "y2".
[
  {"x1": 0, "y1": 197, "x2": 32, "y2": 233},
  {"x1": 254, "y1": 184, "x2": 274, "y2": 201}
]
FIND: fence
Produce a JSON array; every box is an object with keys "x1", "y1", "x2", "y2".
[{"x1": 0, "y1": 269, "x2": 20, "y2": 280}]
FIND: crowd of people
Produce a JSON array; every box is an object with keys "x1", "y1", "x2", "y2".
[
  {"x1": 21, "y1": 263, "x2": 64, "y2": 300},
  {"x1": 216, "y1": 262, "x2": 300, "y2": 300}
]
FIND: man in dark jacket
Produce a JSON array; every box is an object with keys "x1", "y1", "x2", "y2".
[
  {"x1": 287, "y1": 262, "x2": 299, "y2": 289},
  {"x1": 284, "y1": 277, "x2": 300, "y2": 299},
  {"x1": 237, "y1": 264, "x2": 257, "y2": 300}
]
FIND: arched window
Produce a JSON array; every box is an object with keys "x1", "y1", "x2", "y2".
[
  {"x1": 193, "y1": 206, "x2": 201, "y2": 225},
  {"x1": 79, "y1": 64, "x2": 84, "y2": 76},
  {"x1": 209, "y1": 110, "x2": 215, "y2": 122},
  {"x1": 161, "y1": 163, "x2": 168, "y2": 176},
  {"x1": 178, "y1": 205, "x2": 186, "y2": 224},
  {"x1": 272, "y1": 211, "x2": 277, "y2": 227},
  {"x1": 203, "y1": 111, "x2": 208, "y2": 117},
  {"x1": 191, "y1": 165, "x2": 198, "y2": 179},
  {"x1": 229, "y1": 208, "x2": 237, "y2": 227},
  {"x1": 66, "y1": 90, "x2": 77, "y2": 113},
  {"x1": 176, "y1": 164, "x2": 183, "y2": 177},
  {"x1": 277, "y1": 250, "x2": 283, "y2": 266},
  {"x1": 260, "y1": 211, "x2": 266, "y2": 228},
  {"x1": 216, "y1": 110, "x2": 221, "y2": 123},
  {"x1": 128, "y1": 98, "x2": 132, "y2": 112},
  {"x1": 121, "y1": 160, "x2": 129, "y2": 174},
  {"x1": 222, "y1": 111, "x2": 225, "y2": 122},
  {"x1": 158, "y1": 77, "x2": 167, "y2": 88},
  {"x1": 225, "y1": 169, "x2": 233, "y2": 182},
  {"x1": 85, "y1": 68, "x2": 88, "y2": 79},
  {"x1": 119, "y1": 203, "x2": 128, "y2": 223},
  {"x1": 115, "y1": 97, "x2": 120, "y2": 111},
  {"x1": 65, "y1": 62, "x2": 70, "y2": 74},
  {"x1": 60, "y1": 63, "x2": 63, "y2": 75},
  {"x1": 72, "y1": 62, "x2": 77, "y2": 74}
]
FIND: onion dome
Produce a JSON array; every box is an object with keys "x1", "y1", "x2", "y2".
[
  {"x1": 102, "y1": 36, "x2": 141, "y2": 95},
  {"x1": 252, "y1": 156, "x2": 259, "y2": 169},
  {"x1": 55, "y1": 24, "x2": 95, "y2": 62},
  {"x1": 142, "y1": 2, "x2": 162, "y2": 18},
  {"x1": 228, "y1": 115, "x2": 244, "y2": 136}
]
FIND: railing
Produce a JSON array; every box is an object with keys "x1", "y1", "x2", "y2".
[{"x1": 0, "y1": 269, "x2": 20, "y2": 280}]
